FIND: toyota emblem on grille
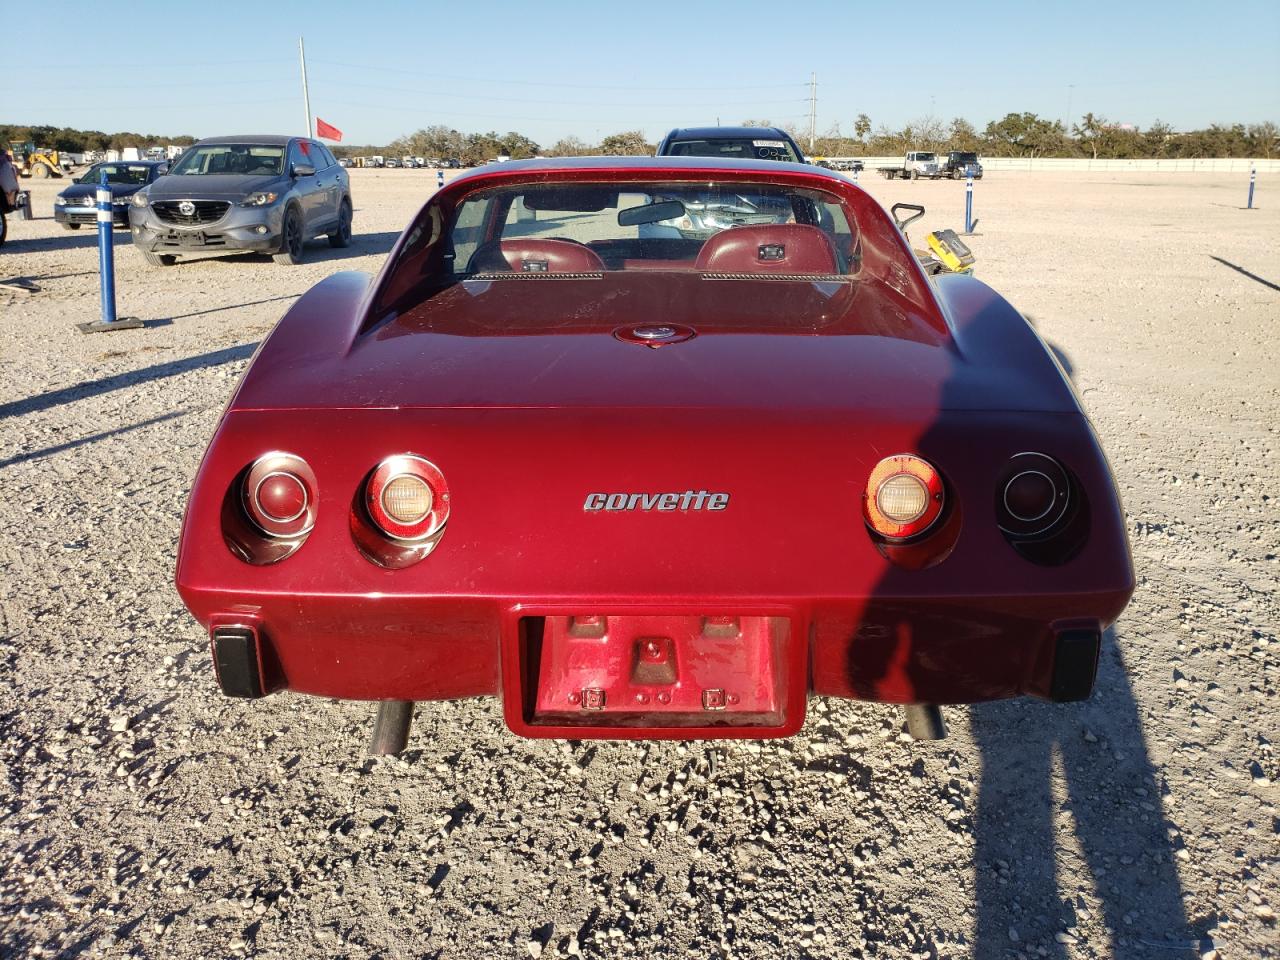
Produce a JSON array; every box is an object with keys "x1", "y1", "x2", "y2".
[{"x1": 178, "y1": 200, "x2": 196, "y2": 216}]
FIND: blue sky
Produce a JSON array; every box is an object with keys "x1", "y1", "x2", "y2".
[{"x1": 10, "y1": 0, "x2": 1279, "y2": 144}]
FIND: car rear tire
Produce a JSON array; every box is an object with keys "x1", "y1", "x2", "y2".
[
  {"x1": 273, "y1": 207, "x2": 305, "y2": 265},
  {"x1": 142, "y1": 251, "x2": 176, "y2": 267},
  {"x1": 328, "y1": 200, "x2": 352, "y2": 248},
  {"x1": 62, "y1": 222, "x2": 81, "y2": 230}
]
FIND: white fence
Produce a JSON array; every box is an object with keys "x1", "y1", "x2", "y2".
[{"x1": 831, "y1": 156, "x2": 1278, "y2": 173}]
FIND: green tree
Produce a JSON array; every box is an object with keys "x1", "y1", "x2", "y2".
[
  {"x1": 984, "y1": 112, "x2": 1066, "y2": 157},
  {"x1": 546, "y1": 135, "x2": 594, "y2": 157},
  {"x1": 598, "y1": 130, "x2": 652, "y2": 155},
  {"x1": 1143, "y1": 120, "x2": 1174, "y2": 158},
  {"x1": 499, "y1": 131, "x2": 540, "y2": 159},
  {"x1": 1073, "y1": 112, "x2": 1107, "y2": 159},
  {"x1": 1247, "y1": 121, "x2": 1279, "y2": 158},
  {"x1": 853, "y1": 114, "x2": 872, "y2": 143},
  {"x1": 947, "y1": 118, "x2": 980, "y2": 152}
]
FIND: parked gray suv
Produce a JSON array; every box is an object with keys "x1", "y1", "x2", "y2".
[{"x1": 128, "y1": 134, "x2": 352, "y2": 266}]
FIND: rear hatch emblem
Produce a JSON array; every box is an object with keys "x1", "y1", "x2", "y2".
[{"x1": 613, "y1": 324, "x2": 696, "y2": 348}]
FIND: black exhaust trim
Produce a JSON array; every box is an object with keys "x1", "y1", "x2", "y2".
[
  {"x1": 1049, "y1": 628, "x2": 1101, "y2": 702},
  {"x1": 902, "y1": 704, "x2": 947, "y2": 740},
  {"x1": 212, "y1": 626, "x2": 266, "y2": 699},
  {"x1": 369, "y1": 700, "x2": 415, "y2": 756}
]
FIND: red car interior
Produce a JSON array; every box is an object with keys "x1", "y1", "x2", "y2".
[
  {"x1": 473, "y1": 238, "x2": 606, "y2": 273},
  {"x1": 694, "y1": 223, "x2": 840, "y2": 275}
]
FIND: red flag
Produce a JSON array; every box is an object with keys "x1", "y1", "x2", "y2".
[{"x1": 315, "y1": 118, "x2": 343, "y2": 142}]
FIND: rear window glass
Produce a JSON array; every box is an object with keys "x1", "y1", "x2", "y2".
[
  {"x1": 439, "y1": 181, "x2": 857, "y2": 278},
  {"x1": 665, "y1": 138, "x2": 799, "y2": 162}
]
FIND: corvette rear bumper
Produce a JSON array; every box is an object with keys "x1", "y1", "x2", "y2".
[{"x1": 198, "y1": 594, "x2": 1111, "y2": 739}]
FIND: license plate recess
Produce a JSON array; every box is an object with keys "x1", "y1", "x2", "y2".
[{"x1": 511, "y1": 614, "x2": 803, "y2": 736}]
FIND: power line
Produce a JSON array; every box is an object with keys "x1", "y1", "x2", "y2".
[
  {"x1": 322, "y1": 97, "x2": 809, "y2": 127},
  {"x1": 310, "y1": 58, "x2": 807, "y2": 92},
  {"x1": 315, "y1": 78, "x2": 807, "y2": 110}
]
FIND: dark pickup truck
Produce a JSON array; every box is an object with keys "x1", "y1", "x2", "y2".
[{"x1": 941, "y1": 151, "x2": 984, "y2": 179}]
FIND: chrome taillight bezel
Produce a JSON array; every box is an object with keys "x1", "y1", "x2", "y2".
[
  {"x1": 863, "y1": 453, "x2": 946, "y2": 542},
  {"x1": 364, "y1": 454, "x2": 450, "y2": 543},
  {"x1": 997, "y1": 452, "x2": 1071, "y2": 539},
  {"x1": 241, "y1": 452, "x2": 317, "y2": 539}
]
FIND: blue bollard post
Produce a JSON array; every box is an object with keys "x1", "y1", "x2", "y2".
[
  {"x1": 97, "y1": 173, "x2": 116, "y2": 323},
  {"x1": 437, "y1": 169, "x2": 444, "y2": 190},
  {"x1": 77, "y1": 169, "x2": 143, "y2": 333},
  {"x1": 1247, "y1": 166, "x2": 1256, "y2": 209},
  {"x1": 964, "y1": 175, "x2": 974, "y2": 234}
]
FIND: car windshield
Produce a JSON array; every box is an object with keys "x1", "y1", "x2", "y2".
[
  {"x1": 169, "y1": 144, "x2": 285, "y2": 176},
  {"x1": 76, "y1": 163, "x2": 152, "y2": 185},
  {"x1": 914, "y1": 153, "x2": 937, "y2": 161},
  {"x1": 665, "y1": 138, "x2": 800, "y2": 162},
  {"x1": 953, "y1": 152, "x2": 977, "y2": 162}
]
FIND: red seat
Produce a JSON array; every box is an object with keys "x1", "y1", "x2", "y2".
[
  {"x1": 694, "y1": 224, "x2": 839, "y2": 275},
  {"x1": 473, "y1": 238, "x2": 605, "y2": 273}
]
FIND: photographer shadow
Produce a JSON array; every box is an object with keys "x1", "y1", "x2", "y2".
[{"x1": 969, "y1": 630, "x2": 1204, "y2": 956}]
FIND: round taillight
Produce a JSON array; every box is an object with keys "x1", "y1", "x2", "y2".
[
  {"x1": 243, "y1": 453, "x2": 315, "y2": 538},
  {"x1": 366, "y1": 455, "x2": 449, "y2": 542},
  {"x1": 864, "y1": 454, "x2": 945, "y2": 540},
  {"x1": 997, "y1": 453, "x2": 1070, "y2": 537}
]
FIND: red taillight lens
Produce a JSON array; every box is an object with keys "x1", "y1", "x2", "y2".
[
  {"x1": 243, "y1": 453, "x2": 316, "y2": 539},
  {"x1": 863, "y1": 454, "x2": 945, "y2": 540},
  {"x1": 365, "y1": 455, "x2": 449, "y2": 542}
]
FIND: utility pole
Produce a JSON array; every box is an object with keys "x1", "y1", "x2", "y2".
[
  {"x1": 299, "y1": 37, "x2": 313, "y2": 138},
  {"x1": 808, "y1": 72, "x2": 817, "y2": 152}
]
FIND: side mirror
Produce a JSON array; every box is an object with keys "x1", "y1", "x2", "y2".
[{"x1": 293, "y1": 163, "x2": 316, "y2": 178}]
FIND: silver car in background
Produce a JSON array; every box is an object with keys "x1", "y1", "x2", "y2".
[{"x1": 128, "y1": 134, "x2": 352, "y2": 266}]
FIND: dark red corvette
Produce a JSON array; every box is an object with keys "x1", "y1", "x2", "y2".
[{"x1": 175, "y1": 157, "x2": 1134, "y2": 750}]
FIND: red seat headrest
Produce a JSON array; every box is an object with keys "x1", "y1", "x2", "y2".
[
  {"x1": 473, "y1": 238, "x2": 605, "y2": 274},
  {"x1": 695, "y1": 224, "x2": 839, "y2": 275}
]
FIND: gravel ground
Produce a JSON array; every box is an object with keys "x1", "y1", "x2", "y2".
[{"x1": 0, "y1": 168, "x2": 1276, "y2": 960}]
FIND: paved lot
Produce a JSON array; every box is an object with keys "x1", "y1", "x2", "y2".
[{"x1": 1, "y1": 168, "x2": 1277, "y2": 959}]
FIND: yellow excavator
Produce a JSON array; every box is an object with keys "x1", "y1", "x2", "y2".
[{"x1": 9, "y1": 141, "x2": 68, "y2": 179}]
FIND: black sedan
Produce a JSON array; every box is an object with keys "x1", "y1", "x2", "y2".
[{"x1": 55, "y1": 160, "x2": 168, "y2": 230}]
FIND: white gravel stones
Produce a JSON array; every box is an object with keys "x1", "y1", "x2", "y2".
[{"x1": 0, "y1": 170, "x2": 1277, "y2": 959}]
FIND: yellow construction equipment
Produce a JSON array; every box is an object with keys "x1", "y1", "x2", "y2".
[
  {"x1": 9, "y1": 141, "x2": 67, "y2": 179},
  {"x1": 925, "y1": 229, "x2": 975, "y2": 273}
]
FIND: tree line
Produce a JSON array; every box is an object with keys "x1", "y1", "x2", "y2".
[
  {"x1": 814, "y1": 113, "x2": 1279, "y2": 160},
  {"x1": 4, "y1": 114, "x2": 1276, "y2": 161},
  {"x1": 1, "y1": 124, "x2": 197, "y2": 153}
]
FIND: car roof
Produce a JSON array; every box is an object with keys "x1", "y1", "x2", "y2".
[
  {"x1": 193, "y1": 134, "x2": 297, "y2": 146},
  {"x1": 94, "y1": 159, "x2": 167, "y2": 166},
  {"x1": 447, "y1": 154, "x2": 843, "y2": 186},
  {"x1": 664, "y1": 126, "x2": 793, "y2": 141}
]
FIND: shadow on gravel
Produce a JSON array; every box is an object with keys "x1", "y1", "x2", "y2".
[
  {"x1": 307, "y1": 230, "x2": 402, "y2": 261},
  {"x1": 0, "y1": 343, "x2": 256, "y2": 421},
  {"x1": 0, "y1": 409, "x2": 189, "y2": 469},
  {"x1": 970, "y1": 630, "x2": 1205, "y2": 957},
  {"x1": 160, "y1": 293, "x2": 300, "y2": 323},
  {"x1": 0, "y1": 229, "x2": 132, "y2": 253},
  {"x1": 1209, "y1": 255, "x2": 1279, "y2": 293}
]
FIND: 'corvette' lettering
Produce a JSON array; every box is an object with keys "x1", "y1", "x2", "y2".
[{"x1": 584, "y1": 491, "x2": 729, "y2": 512}]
